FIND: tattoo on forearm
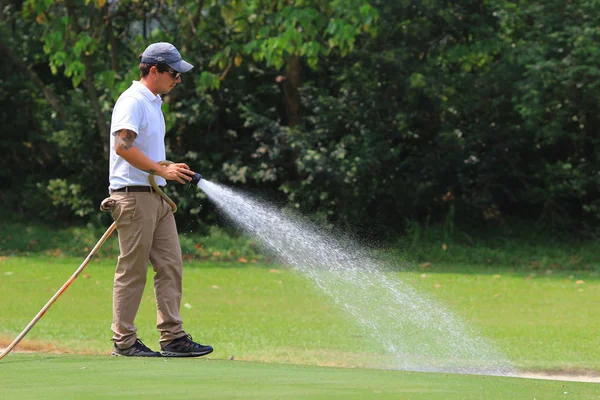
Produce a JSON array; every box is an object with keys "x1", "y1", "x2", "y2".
[{"x1": 114, "y1": 129, "x2": 137, "y2": 150}]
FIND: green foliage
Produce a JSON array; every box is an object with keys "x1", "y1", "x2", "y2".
[
  {"x1": 395, "y1": 219, "x2": 600, "y2": 270},
  {"x1": 44, "y1": 178, "x2": 94, "y2": 217},
  {"x1": 1, "y1": 220, "x2": 597, "y2": 272},
  {"x1": 504, "y1": 0, "x2": 600, "y2": 228},
  {"x1": 215, "y1": 0, "x2": 378, "y2": 69},
  {"x1": 0, "y1": 222, "x2": 268, "y2": 263},
  {"x1": 1, "y1": 0, "x2": 598, "y2": 237}
]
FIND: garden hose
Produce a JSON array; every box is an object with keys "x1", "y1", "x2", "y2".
[{"x1": 149, "y1": 160, "x2": 177, "y2": 213}]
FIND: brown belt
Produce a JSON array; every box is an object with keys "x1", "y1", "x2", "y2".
[{"x1": 110, "y1": 186, "x2": 164, "y2": 194}]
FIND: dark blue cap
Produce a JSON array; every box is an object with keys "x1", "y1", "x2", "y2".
[{"x1": 140, "y1": 42, "x2": 194, "y2": 73}]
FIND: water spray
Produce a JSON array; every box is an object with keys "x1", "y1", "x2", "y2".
[{"x1": 198, "y1": 180, "x2": 515, "y2": 375}]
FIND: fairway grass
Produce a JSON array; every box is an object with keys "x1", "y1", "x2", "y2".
[
  {"x1": 1, "y1": 256, "x2": 599, "y2": 376},
  {"x1": 1, "y1": 354, "x2": 599, "y2": 400}
]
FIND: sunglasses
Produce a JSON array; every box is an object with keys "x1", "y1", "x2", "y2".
[{"x1": 163, "y1": 68, "x2": 181, "y2": 80}]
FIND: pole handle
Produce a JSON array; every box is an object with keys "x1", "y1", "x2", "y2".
[{"x1": 0, "y1": 222, "x2": 117, "y2": 361}]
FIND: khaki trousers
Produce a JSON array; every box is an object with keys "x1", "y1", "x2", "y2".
[{"x1": 109, "y1": 191, "x2": 186, "y2": 349}]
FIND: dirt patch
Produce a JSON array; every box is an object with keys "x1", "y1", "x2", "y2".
[{"x1": 0, "y1": 337, "x2": 64, "y2": 355}]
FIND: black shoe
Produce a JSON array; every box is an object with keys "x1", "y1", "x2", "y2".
[
  {"x1": 160, "y1": 334, "x2": 213, "y2": 357},
  {"x1": 111, "y1": 339, "x2": 161, "y2": 357}
]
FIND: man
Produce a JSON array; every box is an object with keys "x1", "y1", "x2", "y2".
[{"x1": 106, "y1": 42, "x2": 213, "y2": 357}]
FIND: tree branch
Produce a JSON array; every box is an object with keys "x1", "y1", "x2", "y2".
[
  {"x1": 184, "y1": 0, "x2": 205, "y2": 51},
  {"x1": 0, "y1": 41, "x2": 66, "y2": 122}
]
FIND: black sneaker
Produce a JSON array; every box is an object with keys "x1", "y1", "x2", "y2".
[
  {"x1": 111, "y1": 339, "x2": 161, "y2": 357},
  {"x1": 160, "y1": 334, "x2": 213, "y2": 357}
]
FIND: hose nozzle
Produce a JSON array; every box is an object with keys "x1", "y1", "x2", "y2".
[{"x1": 190, "y1": 172, "x2": 203, "y2": 186}]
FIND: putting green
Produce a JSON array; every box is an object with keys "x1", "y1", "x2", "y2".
[{"x1": 1, "y1": 354, "x2": 598, "y2": 400}]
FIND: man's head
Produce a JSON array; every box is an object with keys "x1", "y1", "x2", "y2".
[{"x1": 139, "y1": 42, "x2": 194, "y2": 95}]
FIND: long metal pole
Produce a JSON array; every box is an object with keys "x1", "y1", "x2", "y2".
[{"x1": 0, "y1": 222, "x2": 117, "y2": 361}]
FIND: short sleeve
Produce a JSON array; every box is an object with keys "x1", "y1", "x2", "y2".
[{"x1": 110, "y1": 96, "x2": 144, "y2": 136}]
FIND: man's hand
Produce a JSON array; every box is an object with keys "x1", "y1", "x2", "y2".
[
  {"x1": 157, "y1": 163, "x2": 196, "y2": 184},
  {"x1": 113, "y1": 129, "x2": 195, "y2": 184}
]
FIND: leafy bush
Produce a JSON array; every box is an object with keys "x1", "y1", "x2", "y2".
[{"x1": 1, "y1": 0, "x2": 598, "y2": 237}]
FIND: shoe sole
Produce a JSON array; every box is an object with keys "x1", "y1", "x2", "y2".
[
  {"x1": 111, "y1": 352, "x2": 162, "y2": 357},
  {"x1": 160, "y1": 348, "x2": 213, "y2": 358}
]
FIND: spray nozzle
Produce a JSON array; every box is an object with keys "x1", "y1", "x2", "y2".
[{"x1": 190, "y1": 172, "x2": 203, "y2": 186}]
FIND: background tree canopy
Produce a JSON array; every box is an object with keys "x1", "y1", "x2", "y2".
[{"x1": 0, "y1": 0, "x2": 598, "y2": 238}]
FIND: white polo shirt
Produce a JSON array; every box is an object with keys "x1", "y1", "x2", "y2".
[{"x1": 108, "y1": 81, "x2": 167, "y2": 190}]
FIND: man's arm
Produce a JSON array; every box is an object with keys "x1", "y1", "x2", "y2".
[{"x1": 113, "y1": 129, "x2": 195, "y2": 184}]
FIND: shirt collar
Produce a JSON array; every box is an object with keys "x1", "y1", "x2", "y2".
[{"x1": 132, "y1": 81, "x2": 162, "y2": 103}]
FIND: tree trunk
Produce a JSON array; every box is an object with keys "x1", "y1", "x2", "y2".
[
  {"x1": 82, "y1": 54, "x2": 111, "y2": 155},
  {"x1": 276, "y1": 55, "x2": 302, "y2": 127},
  {"x1": 65, "y1": 0, "x2": 110, "y2": 155},
  {"x1": 102, "y1": 4, "x2": 120, "y2": 72}
]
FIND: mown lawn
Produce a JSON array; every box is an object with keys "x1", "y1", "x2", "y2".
[
  {"x1": 2, "y1": 256, "x2": 600, "y2": 399},
  {"x1": 1, "y1": 256, "x2": 598, "y2": 372},
  {"x1": 1, "y1": 354, "x2": 599, "y2": 400}
]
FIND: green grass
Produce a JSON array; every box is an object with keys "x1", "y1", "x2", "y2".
[
  {"x1": 1, "y1": 256, "x2": 600, "y2": 399},
  {"x1": 1, "y1": 256, "x2": 599, "y2": 372},
  {"x1": 0, "y1": 257, "x2": 369, "y2": 366},
  {"x1": 2, "y1": 355, "x2": 599, "y2": 400},
  {"x1": 407, "y1": 264, "x2": 600, "y2": 371},
  {"x1": 2, "y1": 202, "x2": 599, "y2": 398}
]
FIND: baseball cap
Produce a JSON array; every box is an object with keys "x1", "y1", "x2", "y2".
[{"x1": 140, "y1": 42, "x2": 194, "y2": 73}]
